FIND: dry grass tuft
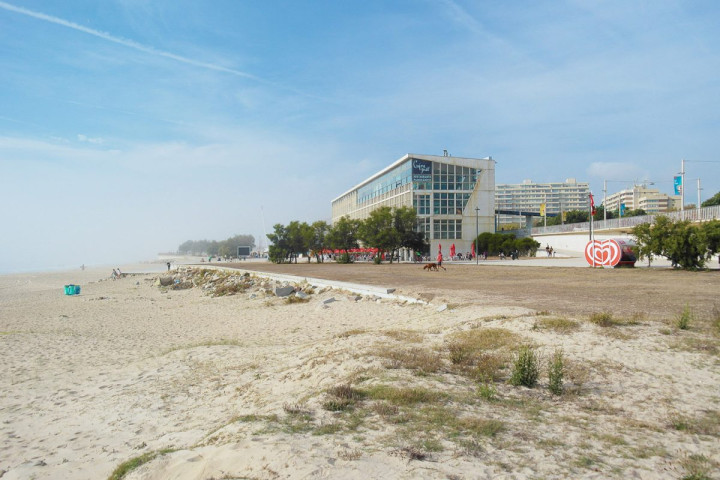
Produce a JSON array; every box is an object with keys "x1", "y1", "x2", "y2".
[
  {"x1": 534, "y1": 317, "x2": 580, "y2": 333},
  {"x1": 363, "y1": 385, "x2": 447, "y2": 405},
  {"x1": 283, "y1": 403, "x2": 312, "y2": 416},
  {"x1": 375, "y1": 346, "x2": 444, "y2": 374},
  {"x1": 394, "y1": 445, "x2": 428, "y2": 461},
  {"x1": 448, "y1": 327, "x2": 523, "y2": 353},
  {"x1": 382, "y1": 329, "x2": 425, "y2": 343},
  {"x1": 285, "y1": 294, "x2": 310, "y2": 304},
  {"x1": 467, "y1": 352, "x2": 508, "y2": 382},
  {"x1": 668, "y1": 410, "x2": 720, "y2": 436},
  {"x1": 337, "y1": 328, "x2": 367, "y2": 338}
]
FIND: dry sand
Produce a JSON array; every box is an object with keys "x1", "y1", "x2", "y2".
[{"x1": 1, "y1": 262, "x2": 719, "y2": 479}]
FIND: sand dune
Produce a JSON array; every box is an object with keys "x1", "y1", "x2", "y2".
[{"x1": 1, "y1": 265, "x2": 718, "y2": 479}]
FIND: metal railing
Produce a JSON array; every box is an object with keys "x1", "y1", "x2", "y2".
[{"x1": 531, "y1": 205, "x2": 720, "y2": 236}]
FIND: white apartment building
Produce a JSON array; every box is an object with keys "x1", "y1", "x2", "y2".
[
  {"x1": 604, "y1": 185, "x2": 679, "y2": 214},
  {"x1": 331, "y1": 153, "x2": 496, "y2": 256},
  {"x1": 495, "y1": 178, "x2": 590, "y2": 226}
]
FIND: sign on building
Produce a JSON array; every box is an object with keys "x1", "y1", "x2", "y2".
[{"x1": 412, "y1": 159, "x2": 432, "y2": 182}]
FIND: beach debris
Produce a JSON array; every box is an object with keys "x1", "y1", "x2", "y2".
[
  {"x1": 437, "y1": 304, "x2": 448, "y2": 312},
  {"x1": 275, "y1": 286, "x2": 295, "y2": 297},
  {"x1": 296, "y1": 291, "x2": 310, "y2": 300},
  {"x1": 323, "y1": 297, "x2": 337, "y2": 304},
  {"x1": 156, "y1": 276, "x2": 174, "y2": 287}
]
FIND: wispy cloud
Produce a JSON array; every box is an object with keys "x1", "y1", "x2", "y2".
[
  {"x1": 0, "y1": 1, "x2": 261, "y2": 82},
  {"x1": 77, "y1": 134, "x2": 104, "y2": 145}
]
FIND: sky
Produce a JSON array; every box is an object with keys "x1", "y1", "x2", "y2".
[{"x1": 1, "y1": 0, "x2": 719, "y2": 273}]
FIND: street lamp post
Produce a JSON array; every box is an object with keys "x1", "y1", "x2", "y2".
[
  {"x1": 603, "y1": 180, "x2": 607, "y2": 222},
  {"x1": 680, "y1": 159, "x2": 685, "y2": 214},
  {"x1": 475, "y1": 207, "x2": 479, "y2": 265}
]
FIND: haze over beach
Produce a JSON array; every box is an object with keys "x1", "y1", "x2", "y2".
[{"x1": 1, "y1": 1, "x2": 720, "y2": 273}]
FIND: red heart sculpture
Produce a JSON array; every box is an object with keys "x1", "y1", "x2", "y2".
[{"x1": 585, "y1": 240, "x2": 621, "y2": 266}]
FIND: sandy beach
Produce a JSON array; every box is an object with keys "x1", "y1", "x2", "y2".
[{"x1": 1, "y1": 260, "x2": 719, "y2": 479}]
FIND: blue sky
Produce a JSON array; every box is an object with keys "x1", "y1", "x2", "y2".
[{"x1": 1, "y1": 0, "x2": 719, "y2": 272}]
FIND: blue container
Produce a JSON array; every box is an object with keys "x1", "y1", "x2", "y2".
[
  {"x1": 64, "y1": 284, "x2": 80, "y2": 295},
  {"x1": 73, "y1": 285, "x2": 81, "y2": 295}
]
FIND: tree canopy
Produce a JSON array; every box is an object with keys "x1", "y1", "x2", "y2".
[
  {"x1": 633, "y1": 217, "x2": 720, "y2": 269},
  {"x1": 702, "y1": 191, "x2": 720, "y2": 207},
  {"x1": 178, "y1": 234, "x2": 255, "y2": 257},
  {"x1": 267, "y1": 207, "x2": 427, "y2": 264}
]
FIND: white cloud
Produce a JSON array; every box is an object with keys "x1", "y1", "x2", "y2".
[{"x1": 77, "y1": 134, "x2": 104, "y2": 145}]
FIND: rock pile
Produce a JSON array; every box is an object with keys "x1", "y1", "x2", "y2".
[{"x1": 153, "y1": 267, "x2": 322, "y2": 300}]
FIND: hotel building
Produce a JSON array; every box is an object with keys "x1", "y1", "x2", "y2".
[
  {"x1": 495, "y1": 178, "x2": 590, "y2": 227},
  {"x1": 604, "y1": 185, "x2": 679, "y2": 214},
  {"x1": 331, "y1": 153, "x2": 496, "y2": 257}
]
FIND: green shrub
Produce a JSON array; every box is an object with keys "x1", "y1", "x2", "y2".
[
  {"x1": 677, "y1": 304, "x2": 693, "y2": 330},
  {"x1": 477, "y1": 381, "x2": 497, "y2": 401},
  {"x1": 510, "y1": 345, "x2": 539, "y2": 388},
  {"x1": 548, "y1": 349, "x2": 564, "y2": 396}
]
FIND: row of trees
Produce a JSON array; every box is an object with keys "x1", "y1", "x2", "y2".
[
  {"x1": 267, "y1": 206, "x2": 426, "y2": 264},
  {"x1": 541, "y1": 206, "x2": 647, "y2": 227},
  {"x1": 474, "y1": 232, "x2": 540, "y2": 256},
  {"x1": 178, "y1": 234, "x2": 255, "y2": 258},
  {"x1": 633, "y1": 217, "x2": 720, "y2": 269}
]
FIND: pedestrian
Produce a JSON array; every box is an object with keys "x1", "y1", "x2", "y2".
[
  {"x1": 166, "y1": 262, "x2": 171, "y2": 271},
  {"x1": 437, "y1": 251, "x2": 443, "y2": 268}
]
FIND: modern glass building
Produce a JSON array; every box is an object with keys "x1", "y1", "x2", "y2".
[{"x1": 331, "y1": 153, "x2": 496, "y2": 258}]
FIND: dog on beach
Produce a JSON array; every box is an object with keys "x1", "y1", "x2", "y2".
[{"x1": 423, "y1": 262, "x2": 445, "y2": 271}]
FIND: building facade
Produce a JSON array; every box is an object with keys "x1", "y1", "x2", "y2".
[
  {"x1": 331, "y1": 153, "x2": 496, "y2": 257},
  {"x1": 495, "y1": 178, "x2": 590, "y2": 226},
  {"x1": 604, "y1": 185, "x2": 679, "y2": 214}
]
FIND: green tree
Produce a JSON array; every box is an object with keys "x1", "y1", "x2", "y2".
[
  {"x1": 622, "y1": 208, "x2": 647, "y2": 218},
  {"x1": 702, "y1": 191, "x2": 720, "y2": 207},
  {"x1": 326, "y1": 216, "x2": 361, "y2": 263},
  {"x1": 267, "y1": 224, "x2": 291, "y2": 263},
  {"x1": 516, "y1": 237, "x2": 541, "y2": 256},
  {"x1": 473, "y1": 232, "x2": 538, "y2": 256},
  {"x1": 703, "y1": 220, "x2": 720, "y2": 257},
  {"x1": 633, "y1": 216, "x2": 709, "y2": 269},
  {"x1": 566, "y1": 210, "x2": 590, "y2": 223},
  {"x1": 285, "y1": 221, "x2": 312, "y2": 263},
  {"x1": 394, "y1": 206, "x2": 427, "y2": 259},
  {"x1": 544, "y1": 209, "x2": 590, "y2": 227},
  {"x1": 309, "y1": 221, "x2": 330, "y2": 262},
  {"x1": 632, "y1": 222, "x2": 657, "y2": 266},
  {"x1": 593, "y1": 205, "x2": 616, "y2": 221},
  {"x1": 359, "y1": 207, "x2": 398, "y2": 263}
]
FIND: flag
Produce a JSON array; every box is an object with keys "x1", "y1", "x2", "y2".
[
  {"x1": 674, "y1": 176, "x2": 682, "y2": 195},
  {"x1": 589, "y1": 193, "x2": 596, "y2": 216},
  {"x1": 620, "y1": 203, "x2": 626, "y2": 216},
  {"x1": 540, "y1": 203, "x2": 546, "y2": 217}
]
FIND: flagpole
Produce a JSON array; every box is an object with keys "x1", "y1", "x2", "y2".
[{"x1": 590, "y1": 193, "x2": 595, "y2": 268}]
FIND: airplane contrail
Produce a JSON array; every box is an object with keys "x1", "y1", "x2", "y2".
[{"x1": 0, "y1": 1, "x2": 263, "y2": 82}]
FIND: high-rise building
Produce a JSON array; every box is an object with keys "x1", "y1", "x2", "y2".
[
  {"x1": 331, "y1": 153, "x2": 495, "y2": 257},
  {"x1": 495, "y1": 178, "x2": 590, "y2": 226}
]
